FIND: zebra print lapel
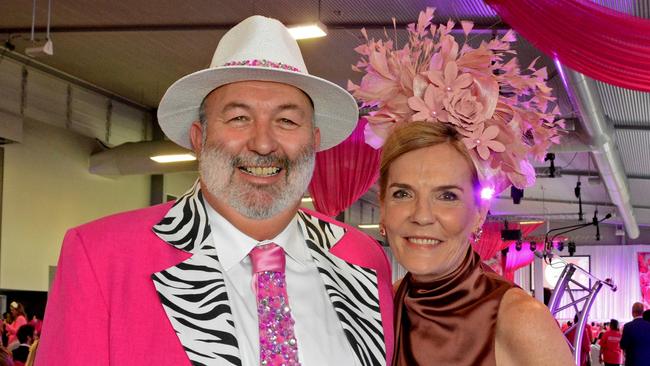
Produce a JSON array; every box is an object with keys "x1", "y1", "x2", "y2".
[
  {"x1": 297, "y1": 211, "x2": 386, "y2": 366},
  {"x1": 151, "y1": 181, "x2": 242, "y2": 366}
]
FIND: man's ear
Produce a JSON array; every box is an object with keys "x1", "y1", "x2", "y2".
[
  {"x1": 189, "y1": 121, "x2": 204, "y2": 155},
  {"x1": 313, "y1": 126, "x2": 321, "y2": 151}
]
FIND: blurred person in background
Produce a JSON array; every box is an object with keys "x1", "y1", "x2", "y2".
[
  {"x1": 599, "y1": 319, "x2": 623, "y2": 366},
  {"x1": 12, "y1": 324, "x2": 35, "y2": 365},
  {"x1": 620, "y1": 302, "x2": 650, "y2": 366},
  {"x1": 4, "y1": 303, "x2": 27, "y2": 351}
]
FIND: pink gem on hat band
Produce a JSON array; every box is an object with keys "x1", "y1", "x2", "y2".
[{"x1": 222, "y1": 59, "x2": 302, "y2": 72}]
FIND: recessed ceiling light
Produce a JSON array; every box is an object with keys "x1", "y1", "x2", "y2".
[{"x1": 150, "y1": 154, "x2": 196, "y2": 163}]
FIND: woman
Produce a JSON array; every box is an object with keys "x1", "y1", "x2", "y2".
[
  {"x1": 4, "y1": 303, "x2": 27, "y2": 351},
  {"x1": 599, "y1": 319, "x2": 623, "y2": 366},
  {"x1": 379, "y1": 122, "x2": 574, "y2": 365}
]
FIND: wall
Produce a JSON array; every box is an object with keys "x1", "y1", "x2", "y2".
[
  {"x1": 0, "y1": 56, "x2": 153, "y2": 292},
  {"x1": 164, "y1": 171, "x2": 198, "y2": 199},
  {"x1": 1, "y1": 118, "x2": 150, "y2": 291}
]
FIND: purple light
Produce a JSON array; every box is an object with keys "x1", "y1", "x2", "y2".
[{"x1": 480, "y1": 187, "x2": 495, "y2": 200}]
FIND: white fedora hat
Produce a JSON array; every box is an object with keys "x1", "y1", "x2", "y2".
[{"x1": 157, "y1": 15, "x2": 359, "y2": 151}]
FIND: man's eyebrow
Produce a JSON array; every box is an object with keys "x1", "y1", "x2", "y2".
[
  {"x1": 274, "y1": 103, "x2": 305, "y2": 113},
  {"x1": 220, "y1": 102, "x2": 251, "y2": 113},
  {"x1": 220, "y1": 102, "x2": 307, "y2": 115}
]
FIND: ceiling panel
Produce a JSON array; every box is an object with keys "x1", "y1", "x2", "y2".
[
  {"x1": 597, "y1": 82, "x2": 650, "y2": 126},
  {"x1": 615, "y1": 129, "x2": 650, "y2": 177}
]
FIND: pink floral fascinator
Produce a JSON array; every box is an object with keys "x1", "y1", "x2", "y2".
[{"x1": 348, "y1": 7, "x2": 564, "y2": 193}]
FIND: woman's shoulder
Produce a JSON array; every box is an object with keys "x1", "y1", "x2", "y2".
[
  {"x1": 495, "y1": 288, "x2": 575, "y2": 365},
  {"x1": 498, "y1": 288, "x2": 548, "y2": 320}
]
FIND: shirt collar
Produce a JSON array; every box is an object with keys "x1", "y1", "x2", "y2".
[{"x1": 205, "y1": 203, "x2": 310, "y2": 271}]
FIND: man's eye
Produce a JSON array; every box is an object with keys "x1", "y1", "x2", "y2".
[
  {"x1": 392, "y1": 190, "x2": 411, "y2": 199},
  {"x1": 279, "y1": 118, "x2": 298, "y2": 126},
  {"x1": 228, "y1": 115, "x2": 249, "y2": 122},
  {"x1": 439, "y1": 191, "x2": 458, "y2": 201}
]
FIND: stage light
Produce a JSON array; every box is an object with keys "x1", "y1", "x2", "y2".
[
  {"x1": 530, "y1": 241, "x2": 537, "y2": 251},
  {"x1": 510, "y1": 186, "x2": 524, "y2": 204},
  {"x1": 568, "y1": 241, "x2": 576, "y2": 256},
  {"x1": 501, "y1": 229, "x2": 522, "y2": 241},
  {"x1": 575, "y1": 180, "x2": 584, "y2": 221},
  {"x1": 480, "y1": 187, "x2": 495, "y2": 200},
  {"x1": 544, "y1": 153, "x2": 556, "y2": 177},
  {"x1": 515, "y1": 240, "x2": 522, "y2": 251}
]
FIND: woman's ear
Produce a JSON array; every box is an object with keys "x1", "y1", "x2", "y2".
[{"x1": 474, "y1": 203, "x2": 489, "y2": 232}]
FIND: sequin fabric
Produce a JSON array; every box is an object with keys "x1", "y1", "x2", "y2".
[
  {"x1": 250, "y1": 244, "x2": 301, "y2": 366},
  {"x1": 222, "y1": 59, "x2": 302, "y2": 72}
]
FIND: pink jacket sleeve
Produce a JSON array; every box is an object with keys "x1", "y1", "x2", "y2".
[{"x1": 35, "y1": 229, "x2": 109, "y2": 366}]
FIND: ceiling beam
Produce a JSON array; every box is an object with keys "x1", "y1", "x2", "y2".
[{"x1": 0, "y1": 21, "x2": 509, "y2": 34}]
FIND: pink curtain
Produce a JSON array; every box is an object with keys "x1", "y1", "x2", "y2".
[
  {"x1": 473, "y1": 222, "x2": 506, "y2": 260},
  {"x1": 308, "y1": 118, "x2": 381, "y2": 217},
  {"x1": 486, "y1": 0, "x2": 650, "y2": 92},
  {"x1": 502, "y1": 223, "x2": 543, "y2": 281}
]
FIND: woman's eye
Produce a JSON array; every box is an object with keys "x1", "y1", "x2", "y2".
[
  {"x1": 439, "y1": 191, "x2": 458, "y2": 201},
  {"x1": 391, "y1": 189, "x2": 411, "y2": 199}
]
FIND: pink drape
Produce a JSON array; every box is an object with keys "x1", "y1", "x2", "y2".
[
  {"x1": 486, "y1": 0, "x2": 650, "y2": 92},
  {"x1": 472, "y1": 222, "x2": 506, "y2": 260},
  {"x1": 308, "y1": 118, "x2": 381, "y2": 217},
  {"x1": 503, "y1": 223, "x2": 543, "y2": 281}
]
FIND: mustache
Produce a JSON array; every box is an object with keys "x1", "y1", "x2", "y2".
[{"x1": 232, "y1": 154, "x2": 291, "y2": 169}]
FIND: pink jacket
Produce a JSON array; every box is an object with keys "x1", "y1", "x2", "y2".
[{"x1": 37, "y1": 184, "x2": 393, "y2": 365}]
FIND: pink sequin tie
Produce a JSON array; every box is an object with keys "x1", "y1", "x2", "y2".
[{"x1": 249, "y1": 243, "x2": 301, "y2": 366}]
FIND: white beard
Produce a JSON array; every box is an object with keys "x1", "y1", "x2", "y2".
[{"x1": 199, "y1": 142, "x2": 315, "y2": 220}]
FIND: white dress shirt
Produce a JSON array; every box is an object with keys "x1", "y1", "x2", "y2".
[{"x1": 206, "y1": 204, "x2": 357, "y2": 366}]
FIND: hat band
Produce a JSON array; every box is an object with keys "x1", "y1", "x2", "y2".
[{"x1": 222, "y1": 59, "x2": 302, "y2": 73}]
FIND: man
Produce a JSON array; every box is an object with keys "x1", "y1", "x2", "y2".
[
  {"x1": 36, "y1": 15, "x2": 393, "y2": 365},
  {"x1": 620, "y1": 302, "x2": 650, "y2": 366},
  {"x1": 11, "y1": 324, "x2": 35, "y2": 364}
]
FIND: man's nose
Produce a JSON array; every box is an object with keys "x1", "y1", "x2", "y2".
[{"x1": 247, "y1": 120, "x2": 278, "y2": 155}]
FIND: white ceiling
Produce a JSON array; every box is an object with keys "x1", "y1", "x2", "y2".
[{"x1": 2, "y1": 0, "x2": 650, "y2": 245}]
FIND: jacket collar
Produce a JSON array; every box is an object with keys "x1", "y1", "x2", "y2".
[{"x1": 151, "y1": 181, "x2": 386, "y2": 365}]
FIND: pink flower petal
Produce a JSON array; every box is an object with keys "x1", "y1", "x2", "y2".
[
  {"x1": 444, "y1": 62, "x2": 459, "y2": 84},
  {"x1": 482, "y1": 125, "x2": 500, "y2": 140},
  {"x1": 463, "y1": 137, "x2": 477, "y2": 149},
  {"x1": 453, "y1": 73, "x2": 474, "y2": 90},
  {"x1": 407, "y1": 96, "x2": 428, "y2": 113},
  {"x1": 412, "y1": 111, "x2": 432, "y2": 122},
  {"x1": 486, "y1": 140, "x2": 506, "y2": 152},
  {"x1": 477, "y1": 145, "x2": 490, "y2": 160}
]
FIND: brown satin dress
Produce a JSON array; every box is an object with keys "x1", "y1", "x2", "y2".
[{"x1": 392, "y1": 248, "x2": 515, "y2": 366}]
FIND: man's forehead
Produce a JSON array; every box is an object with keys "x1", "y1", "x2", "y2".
[{"x1": 205, "y1": 81, "x2": 314, "y2": 109}]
